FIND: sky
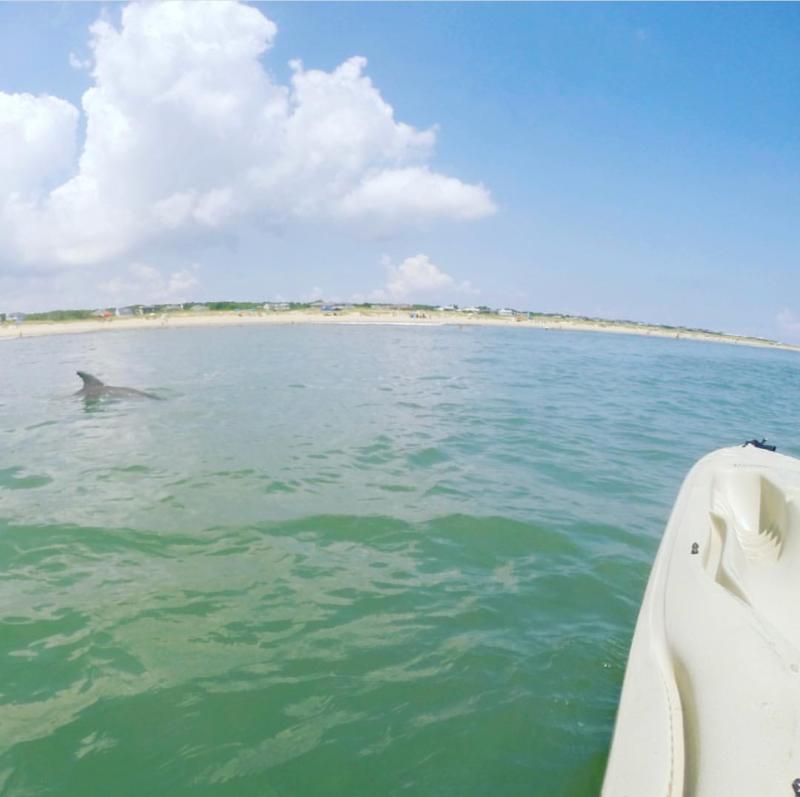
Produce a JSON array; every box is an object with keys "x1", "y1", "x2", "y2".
[{"x1": 0, "y1": 2, "x2": 799, "y2": 340}]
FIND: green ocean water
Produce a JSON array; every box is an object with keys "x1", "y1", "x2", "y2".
[{"x1": 1, "y1": 324, "x2": 798, "y2": 796}]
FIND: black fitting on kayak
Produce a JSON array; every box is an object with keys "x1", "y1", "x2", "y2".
[
  {"x1": 743, "y1": 439, "x2": 777, "y2": 452},
  {"x1": 791, "y1": 777, "x2": 800, "y2": 795}
]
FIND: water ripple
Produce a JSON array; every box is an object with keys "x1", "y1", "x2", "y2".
[{"x1": 1, "y1": 326, "x2": 799, "y2": 795}]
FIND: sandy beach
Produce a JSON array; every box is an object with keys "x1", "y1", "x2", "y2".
[{"x1": 1, "y1": 308, "x2": 797, "y2": 353}]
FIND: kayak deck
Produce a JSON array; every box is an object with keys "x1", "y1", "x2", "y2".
[{"x1": 603, "y1": 446, "x2": 800, "y2": 796}]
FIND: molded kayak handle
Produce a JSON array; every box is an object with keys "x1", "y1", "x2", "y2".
[{"x1": 743, "y1": 438, "x2": 777, "y2": 452}]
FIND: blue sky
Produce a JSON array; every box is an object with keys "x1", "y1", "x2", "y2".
[{"x1": 0, "y1": 2, "x2": 798, "y2": 340}]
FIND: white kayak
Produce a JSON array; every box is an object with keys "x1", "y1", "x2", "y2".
[{"x1": 603, "y1": 445, "x2": 800, "y2": 796}]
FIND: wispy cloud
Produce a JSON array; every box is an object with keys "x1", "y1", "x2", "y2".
[
  {"x1": 68, "y1": 52, "x2": 91, "y2": 71},
  {"x1": 100, "y1": 263, "x2": 200, "y2": 305},
  {"x1": 776, "y1": 308, "x2": 800, "y2": 338}
]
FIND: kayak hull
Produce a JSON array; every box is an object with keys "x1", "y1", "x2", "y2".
[{"x1": 603, "y1": 446, "x2": 800, "y2": 796}]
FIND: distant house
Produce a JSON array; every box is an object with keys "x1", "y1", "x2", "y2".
[
  {"x1": 498, "y1": 308, "x2": 515, "y2": 316},
  {"x1": 115, "y1": 306, "x2": 135, "y2": 317},
  {"x1": 321, "y1": 305, "x2": 342, "y2": 313},
  {"x1": 437, "y1": 305, "x2": 456, "y2": 312},
  {"x1": 190, "y1": 304, "x2": 209, "y2": 312},
  {"x1": 6, "y1": 312, "x2": 26, "y2": 323},
  {"x1": 263, "y1": 302, "x2": 290, "y2": 311},
  {"x1": 163, "y1": 304, "x2": 183, "y2": 312},
  {"x1": 91, "y1": 309, "x2": 113, "y2": 318}
]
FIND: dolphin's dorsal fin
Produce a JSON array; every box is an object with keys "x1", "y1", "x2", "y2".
[{"x1": 77, "y1": 371, "x2": 104, "y2": 387}]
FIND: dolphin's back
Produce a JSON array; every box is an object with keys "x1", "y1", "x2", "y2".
[{"x1": 75, "y1": 371, "x2": 159, "y2": 400}]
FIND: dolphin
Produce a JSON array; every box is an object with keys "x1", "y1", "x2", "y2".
[{"x1": 75, "y1": 371, "x2": 160, "y2": 400}]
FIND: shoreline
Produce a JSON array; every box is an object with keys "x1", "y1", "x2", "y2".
[{"x1": 1, "y1": 310, "x2": 797, "y2": 353}]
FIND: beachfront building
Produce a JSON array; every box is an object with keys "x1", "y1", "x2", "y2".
[
  {"x1": 190, "y1": 304, "x2": 210, "y2": 312},
  {"x1": 263, "y1": 302, "x2": 290, "y2": 311},
  {"x1": 498, "y1": 308, "x2": 515, "y2": 316},
  {"x1": 4, "y1": 312, "x2": 26, "y2": 323}
]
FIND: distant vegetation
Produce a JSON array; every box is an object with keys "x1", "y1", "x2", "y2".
[
  {"x1": 23, "y1": 309, "x2": 96, "y2": 322},
  {"x1": 203, "y1": 301, "x2": 264, "y2": 311}
]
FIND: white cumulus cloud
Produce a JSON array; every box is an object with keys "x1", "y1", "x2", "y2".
[
  {"x1": 337, "y1": 167, "x2": 495, "y2": 231},
  {"x1": 372, "y1": 253, "x2": 477, "y2": 303},
  {"x1": 0, "y1": 92, "x2": 79, "y2": 196},
  {"x1": 0, "y1": 1, "x2": 495, "y2": 271}
]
